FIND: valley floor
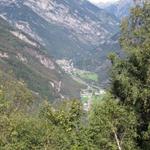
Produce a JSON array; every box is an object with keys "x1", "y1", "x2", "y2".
[{"x1": 56, "y1": 59, "x2": 106, "y2": 110}]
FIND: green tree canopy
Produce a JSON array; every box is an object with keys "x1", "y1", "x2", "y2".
[
  {"x1": 110, "y1": 2, "x2": 150, "y2": 149},
  {"x1": 89, "y1": 95, "x2": 138, "y2": 150}
]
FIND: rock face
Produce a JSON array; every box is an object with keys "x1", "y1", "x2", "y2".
[
  {"x1": 0, "y1": 0, "x2": 120, "y2": 86},
  {"x1": 10, "y1": 31, "x2": 38, "y2": 47},
  {"x1": 24, "y1": 0, "x2": 117, "y2": 43}
]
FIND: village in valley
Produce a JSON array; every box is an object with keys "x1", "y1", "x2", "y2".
[{"x1": 56, "y1": 59, "x2": 106, "y2": 110}]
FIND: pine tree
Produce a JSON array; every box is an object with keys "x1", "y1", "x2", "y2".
[{"x1": 110, "y1": 2, "x2": 150, "y2": 149}]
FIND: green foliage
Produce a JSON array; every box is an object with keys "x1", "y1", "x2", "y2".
[
  {"x1": 0, "y1": 72, "x2": 139, "y2": 150},
  {"x1": 75, "y1": 70, "x2": 99, "y2": 82},
  {"x1": 89, "y1": 96, "x2": 138, "y2": 150},
  {"x1": 39, "y1": 100, "x2": 87, "y2": 150},
  {"x1": 0, "y1": 72, "x2": 34, "y2": 114},
  {"x1": 0, "y1": 79, "x2": 88, "y2": 150},
  {"x1": 0, "y1": 114, "x2": 44, "y2": 150},
  {"x1": 0, "y1": 71, "x2": 41, "y2": 150},
  {"x1": 110, "y1": 2, "x2": 150, "y2": 149}
]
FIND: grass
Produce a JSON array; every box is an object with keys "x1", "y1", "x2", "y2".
[
  {"x1": 81, "y1": 96, "x2": 89, "y2": 103},
  {"x1": 76, "y1": 70, "x2": 98, "y2": 82}
]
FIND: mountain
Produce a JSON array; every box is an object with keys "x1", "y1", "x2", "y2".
[
  {"x1": 0, "y1": 17, "x2": 84, "y2": 101},
  {"x1": 98, "y1": 0, "x2": 134, "y2": 20},
  {"x1": 0, "y1": 0, "x2": 120, "y2": 86}
]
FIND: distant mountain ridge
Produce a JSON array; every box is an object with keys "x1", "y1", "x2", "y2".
[{"x1": 98, "y1": 0, "x2": 134, "y2": 20}]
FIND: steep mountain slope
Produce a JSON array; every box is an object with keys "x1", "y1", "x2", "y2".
[
  {"x1": 0, "y1": 0, "x2": 120, "y2": 86},
  {"x1": 0, "y1": 17, "x2": 84, "y2": 101}
]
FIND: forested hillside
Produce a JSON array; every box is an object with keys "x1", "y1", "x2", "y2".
[
  {"x1": 0, "y1": 17, "x2": 84, "y2": 101},
  {"x1": 0, "y1": 1, "x2": 150, "y2": 150}
]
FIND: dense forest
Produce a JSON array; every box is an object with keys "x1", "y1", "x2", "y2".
[{"x1": 0, "y1": 2, "x2": 150, "y2": 150}]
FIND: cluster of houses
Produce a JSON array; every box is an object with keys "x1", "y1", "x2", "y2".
[
  {"x1": 81, "y1": 86, "x2": 105, "y2": 111},
  {"x1": 56, "y1": 59, "x2": 106, "y2": 111},
  {"x1": 56, "y1": 59, "x2": 75, "y2": 74}
]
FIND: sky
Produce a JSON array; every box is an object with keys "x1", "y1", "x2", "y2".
[{"x1": 89, "y1": 0, "x2": 118, "y2": 4}]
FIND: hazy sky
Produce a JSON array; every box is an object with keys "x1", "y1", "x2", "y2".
[{"x1": 89, "y1": 0, "x2": 118, "y2": 4}]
